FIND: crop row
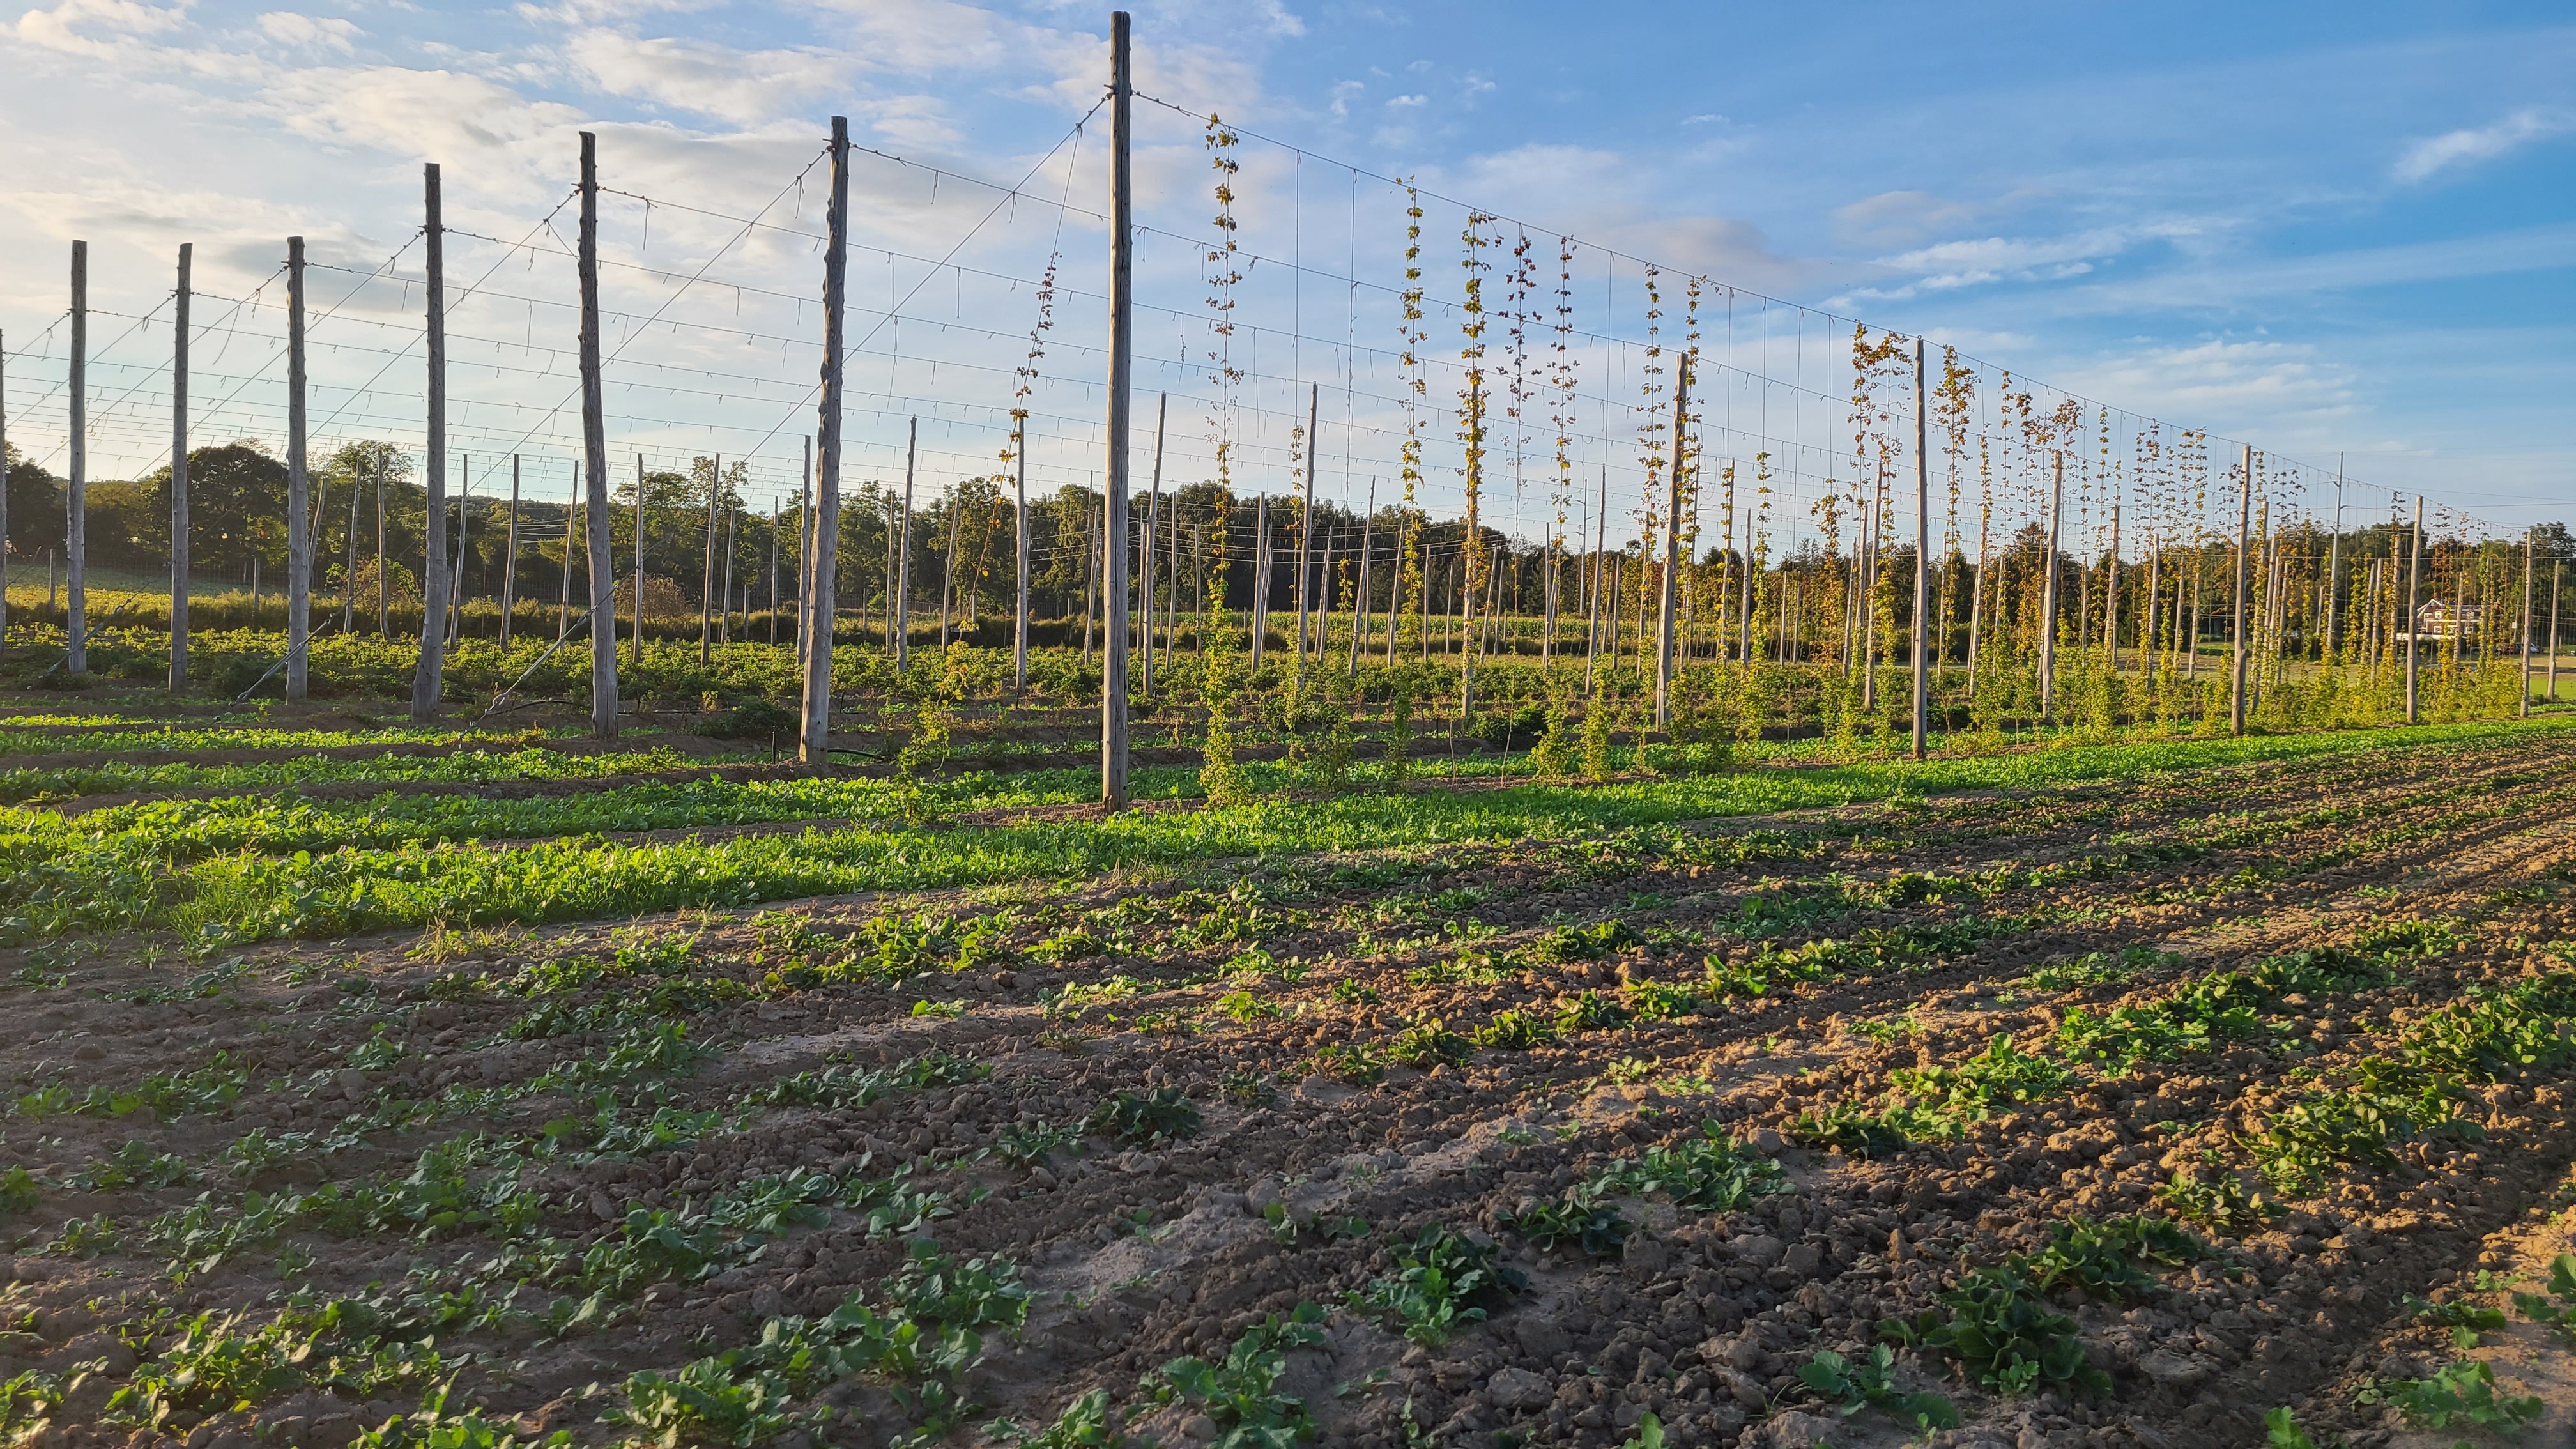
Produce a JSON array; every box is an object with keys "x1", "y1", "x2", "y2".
[{"x1": 6, "y1": 717, "x2": 2551, "y2": 948}]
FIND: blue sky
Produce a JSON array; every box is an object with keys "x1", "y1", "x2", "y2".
[{"x1": 0, "y1": 0, "x2": 2564, "y2": 543}]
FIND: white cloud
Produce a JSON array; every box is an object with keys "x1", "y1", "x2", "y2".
[
  {"x1": 565, "y1": 31, "x2": 845, "y2": 126},
  {"x1": 1832, "y1": 189, "x2": 1981, "y2": 247},
  {"x1": 2058, "y1": 337, "x2": 2356, "y2": 435},
  {"x1": 1248, "y1": 0, "x2": 1303, "y2": 38},
  {"x1": 16, "y1": 0, "x2": 190, "y2": 56},
  {"x1": 1384, "y1": 93, "x2": 1423, "y2": 109},
  {"x1": 1845, "y1": 219, "x2": 2209, "y2": 300},
  {"x1": 256, "y1": 12, "x2": 358, "y2": 50},
  {"x1": 2393, "y1": 108, "x2": 2575, "y2": 183}
]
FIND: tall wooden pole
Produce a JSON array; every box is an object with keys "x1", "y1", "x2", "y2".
[
  {"x1": 285, "y1": 236, "x2": 311, "y2": 699},
  {"x1": 1576, "y1": 456, "x2": 1597, "y2": 696},
  {"x1": 1250, "y1": 498, "x2": 1269, "y2": 671},
  {"x1": 66, "y1": 241, "x2": 88, "y2": 676},
  {"x1": 2229, "y1": 445, "x2": 2253, "y2": 737},
  {"x1": 556, "y1": 463, "x2": 576, "y2": 641},
  {"x1": 765, "y1": 500, "x2": 779, "y2": 643},
  {"x1": 579, "y1": 132, "x2": 620, "y2": 738},
  {"x1": 2037, "y1": 451, "x2": 2063, "y2": 718},
  {"x1": 0, "y1": 328, "x2": 8, "y2": 645},
  {"x1": 1013, "y1": 413, "x2": 1030, "y2": 687},
  {"x1": 1141, "y1": 394, "x2": 1163, "y2": 694},
  {"x1": 719, "y1": 492, "x2": 736, "y2": 645},
  {"x1": 2522, "y1": 527, "x2": 2536, "y2": 717},
  {"x1": 2106, "y1": 503, "x2": 2121, "y2": 671},
  {"x1": 1294, "y1": 381, "x2": 1317, "y2": 683},
  {"x1": 2403, "y1": 497, "x2": 2425, "y2": 724},
  {"x1": 409, "y1": 168, "x2": 447, "y2": 719},
  {"x1": 1163, "y1": 484, "x2": 1183, "y2": 669},
  {"x1": 1101, "y1": 10, "x2": 1135, "y2": 811},
  {"x1": 699, "y1": 451, "x2": 721, "y2": 663},
  {"x1": 1462, "y1": 376, "x2": 1485, "y2": 717},
  {"x1": 1351, "y1": 480, "x2": 1374, "y2": 676},
  {"x1": 1910, "y1": 337, "x2": 1929, "y2": 758},
  {"x1": 801, "y1": 116, "x2": 848, "y2": 767},
  {"x1": 340, "y1": 446, "x2": 359, "y2": 634},
  {"x1": 1860, "y1": 484, "x2": 1879, "y2": 709},
  {"x1": 883, "y1": 493, "x2": 899, "y2": 651},
  {"x1": 1653, "y1": 356, "x2": 1689, "y2": 726},
  {"x1": 374, "y1": 454, "x2": 388, "y2": 636},
  {"x1": 2326, "y1": 461, "x2": 2343, "y2": 659},
  {"x1": 796, "y1": 435, "x2": 811, "y2": 650},
  {"x1": 167, "y1": 249, "x2": 188, "y2": 689},
  {"x1": 630, "y1": 454, "x2": 644, "y2": 664},
  {"x1": 500, "y1": 455, "x2": 520, "y2": 647},
  {"x1": 2550, "y1": 562, "x2": 2562, "y2": 705},
  {"x1": 896, "y1": 418, "x2": 915, "y2": 668},
  {"x1": 938, "y1": 490, "x2": 960, "y2": 646},
  {"x1": 447, "y1": 456, "x2": 470, "y2": 646}
]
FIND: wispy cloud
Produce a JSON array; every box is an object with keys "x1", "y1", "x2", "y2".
[
  {"x1": 2393, "y1": 108, "x2": 2575, "y2": 183},
  {"x1": 255, "y1": 12, "x2": 358, "y2": 51}
]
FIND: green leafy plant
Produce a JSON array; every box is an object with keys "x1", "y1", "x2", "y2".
[
  {"x1": 1597, "y1": 1123, "x2": 1786, "y2": 1212},
  {"x1": 1145, "y1": 1304, "x2": 1329, "y2": 1449},
  {"x1": 2357, "y1": 1359, "x2": 2540, "y2": 1431},
  {"x1": 1499, "y1": 1192, "x2": 1632, "y2": 1258},
  {"x1": 1616, "y1": 1412, "x2": 1663, "y2": 1449},
  {"x1": 1384, "y1": 1019, "x2": 1471, "y2": 1070},
  {"x1": 2262, "y1": 1406, "x2": 2318, "y2": 1448},
  {"x1": 2155, "y1": 1171, "x2": 2281, "y2": 1232},
  {"x1": 2407, "y1": 1292, "x2": 2508, "y2": 1350},
  {"x1": 1471, "y1": 1007, "x2": 1558, "y2": 1051},
  {"x1": 608, "y1": 1356, "x2": 811, "y2": 1448},
  {"x1": 2020, "y1": 1216, "x2": 2203, "y2": 1301},
  {"x1": 1219, "y1": 1068, "x2": 1277, "y2": 1107},
  {"x1": 2510, "y1": 1252, "x2": 2576, "y2": 1342},
  {"x1": 993, "y1": 1389, "x2": 1129, "y2": 1449},
  {"x1": 1797, "y1": 1345, "x2": 1959, "y2": 1430},
  {"x1": 1347, "y1": 1227, "x2": 1525, "y2": 1346},
  {"x1": 1, "y1": 1370, "x2": 66, "y2": 1442},
  {"x1": 0, "y1": 1167, "x2": 36, "y2": 1216},
  {"x1": 1880, "y1": 1266, "x2": 2109, "y2": 1397},
  {"x1": 70, "y1": 1140, "x2": 194, "y2": 1192},
  {"x1": 1088, "y1": 1088, "x2": 1202, "y2": 1144}
]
